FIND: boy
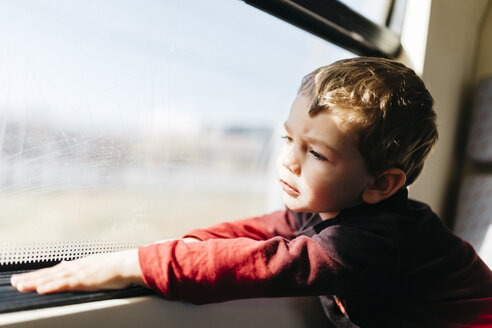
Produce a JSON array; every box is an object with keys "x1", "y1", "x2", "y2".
[{"x1": 11, "y1": 57, "x2": 492, "y2": 327}]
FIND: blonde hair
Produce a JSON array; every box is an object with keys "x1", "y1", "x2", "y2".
[{"x1": 300, "y1": 57, "x2": 438, "y2": 186}]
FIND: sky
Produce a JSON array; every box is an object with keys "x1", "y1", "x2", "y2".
[{"x1": 0, "y1": 0, "x2": 353, "y2": 134}]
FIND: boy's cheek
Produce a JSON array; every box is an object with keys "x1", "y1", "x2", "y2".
[{"x1": 275, "y1": 155, "x2": 289, "y2": 180}]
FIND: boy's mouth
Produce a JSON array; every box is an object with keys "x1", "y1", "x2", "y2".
[{"x1": 280, "y1": 179, "x2": 300, "y2": 196}]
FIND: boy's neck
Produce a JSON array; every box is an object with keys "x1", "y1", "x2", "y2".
[{"x1": 319, "y1": 211, "x2": 340, "y2": 220}]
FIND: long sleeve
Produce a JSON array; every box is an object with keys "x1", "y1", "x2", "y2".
[
  {"x1": 138, "y1": 235, "x2": 345, "y2": 304},
  {"x1": 138, "y1": 191, "x2": 492, "y2": 327},
  {"x1": 182, "y1": 209, "x2": 299, "y2": 241}
]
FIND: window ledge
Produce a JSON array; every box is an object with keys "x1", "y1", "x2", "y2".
[{"x1": 0, "y1": 295, "x2": 328, "y2": 328}]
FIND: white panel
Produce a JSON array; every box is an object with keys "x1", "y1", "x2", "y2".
[
  {"x1": 467, "y1": 77, "x2": 492, "y2": 163},
  {"x1": 454, "y1": 175, "x2": 492, "y2": 268}
]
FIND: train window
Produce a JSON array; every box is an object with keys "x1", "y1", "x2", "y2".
[{"x1": 0, "y1": 0, "x2": 352, "y2": 245}]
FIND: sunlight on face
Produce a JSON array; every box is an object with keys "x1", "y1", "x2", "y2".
[{"x1": 276, "y1": 94, "x2": 374, "y2": 220}]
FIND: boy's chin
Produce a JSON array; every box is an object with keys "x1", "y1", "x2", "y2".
[
  {"x1": 282, "y1": 195, "x2": 340, "y2": 217},
  {"x1": 282, "y1": 196, "x2": 307, "y2": 213},
  {"x1": 284, "y1": 205, "x2": 304, "y2": 213}
]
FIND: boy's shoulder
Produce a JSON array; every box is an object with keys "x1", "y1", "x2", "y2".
[
  {"x1": 295, "y1": 188, "x2": 437, "y2": 234},
  {"x1": 294, "y1": 188, "x2": 464, "y2": 267}
]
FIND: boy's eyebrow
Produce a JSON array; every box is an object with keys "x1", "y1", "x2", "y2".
[
  {"x1": 283, "y1": 122, "x2": 340, "y2": 157},
  {"x1": 306, "y1": 136, "x2": 340, "y2": 158}
]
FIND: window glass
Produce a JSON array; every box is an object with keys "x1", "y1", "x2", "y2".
[
  {"x1": 339, "y1": 0, "x2": 392, "y2": 26},
  {"x1": 0, "y1": 0, "x2": 352, "y2": 244}
]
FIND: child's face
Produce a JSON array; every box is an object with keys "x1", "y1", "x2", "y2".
[{"x1": 276, "y1": 94, "x2": 374, "y2": 219}]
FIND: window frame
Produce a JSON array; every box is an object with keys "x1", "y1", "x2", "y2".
[{"x1": 242, "y1": 0, "x2": 402, "y2": 58}]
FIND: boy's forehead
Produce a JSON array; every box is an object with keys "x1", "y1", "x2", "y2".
[
  {"x1": 285, "y1": 94, "x2": 361, "y2": 157},
  {"x1": 285, "y1": 94, "x2": 313, "y2": 124},
  {"x1": 286, "y1": 94, "x2": 331, "y2": 128},
  {"x1": 291, "y1": 93, "x2": 313, "y2": 112},
  {"x1": 285, "y1": 96, "x2": 331, "y2": 136}
]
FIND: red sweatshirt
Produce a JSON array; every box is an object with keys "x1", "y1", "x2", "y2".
[{"x1": 138, "y1": 189, "x2": 492, "y2": 327}]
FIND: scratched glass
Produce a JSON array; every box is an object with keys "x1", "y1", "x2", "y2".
[{"x1": 0, "y1": 0, "x2": 351, "y2": 243}]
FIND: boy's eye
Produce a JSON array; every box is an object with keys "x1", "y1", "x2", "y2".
[
  {"x1": 281, "y1": 135, "x2": 293, "y2": 143},
  {"x1": 309, "y1": 150, "x2": 327, "y2": 161}
]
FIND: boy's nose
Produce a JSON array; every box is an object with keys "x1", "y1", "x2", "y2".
[{"x1": 282, "y1": 148, "x2": 301, "y2": 175}]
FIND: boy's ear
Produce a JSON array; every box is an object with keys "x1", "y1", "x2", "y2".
[{"x1": 362, "y1": 168, "x2": 406, "y2": 204}]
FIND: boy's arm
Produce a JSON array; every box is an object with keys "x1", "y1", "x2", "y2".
[
  {"x1": 10, "y1": 238, "x2": 199, "y2": 294},
  {"x1": 10, "y1": 210, "x2": 297, "y2": 294},
  {"x1": 182, "y1": 209, "x2": 298, "y2": 241},
  {"x1": 138, "y1": 235, "x2": 346, "y2": 304}
]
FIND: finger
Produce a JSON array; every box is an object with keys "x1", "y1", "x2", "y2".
[
  {"x1": 14, "y1": 273, "x2": 59, "y2": 292},
  {"x1": 36, "y1": 276, "x2": 117, "y2": 294},
  {"x1": 12, "y1": 261, "x2": 70, "y2": 283},
  {"x1": 12, "y1": 281, "x2": 37, "y2": 292},
  {"x1": 11, "y1": 273, "x2": 47, "y2": 292},
  {"x1": 12, "y1": 265, "x2": 72, "y2": 292},
  {"x1": 11, "y1": 268, "x2": 52, "y2": 287}
]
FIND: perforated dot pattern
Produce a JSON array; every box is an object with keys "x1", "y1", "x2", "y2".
[
  {"x1": 0, "y1": 240, "x2": 151, "y2": 265},
  {"x1": 467, "y1": 76, "x2": 492, "y2": 163},
  {"x1": 454, "y1": 176, "x2": 492, "y2": 268}
]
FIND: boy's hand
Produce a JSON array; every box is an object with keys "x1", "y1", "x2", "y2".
[{"x1": 10, "y1": 249, "x2": 144, "y2": 294}]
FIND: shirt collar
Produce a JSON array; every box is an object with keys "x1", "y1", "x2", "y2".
[{"x1": 338, "y1": 187, "x2": 409, "y2": 219}]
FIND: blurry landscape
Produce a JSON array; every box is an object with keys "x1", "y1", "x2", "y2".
[{"x1": 0, "y1": 119, "x2": 276, "y2": 243}]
